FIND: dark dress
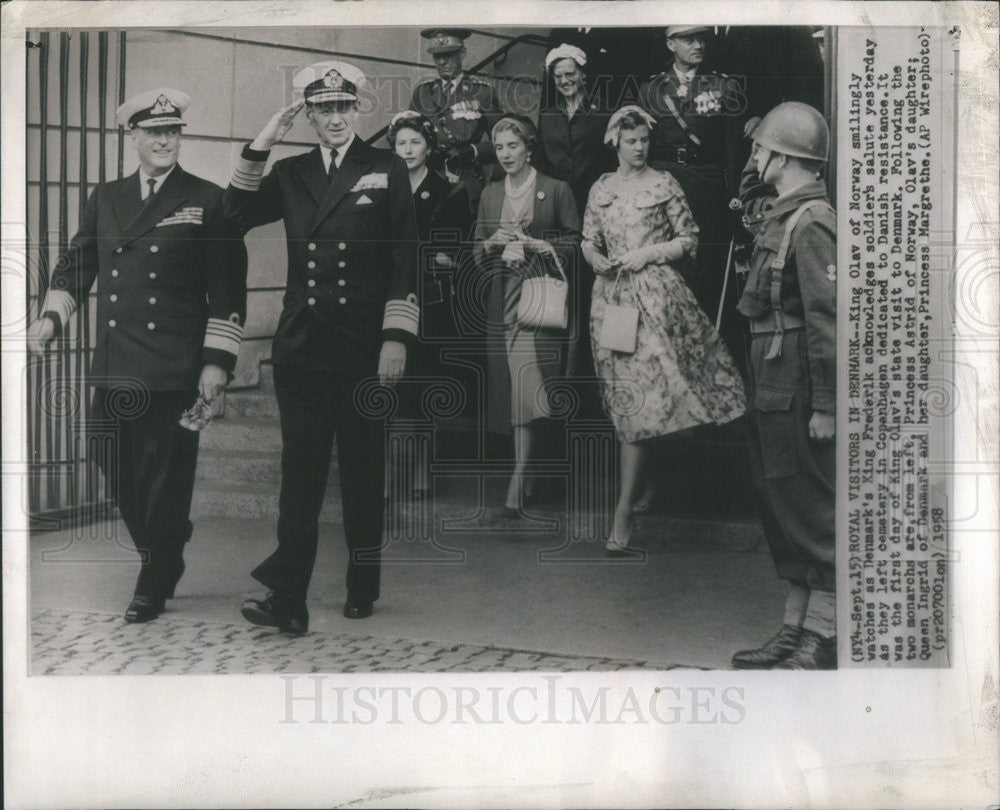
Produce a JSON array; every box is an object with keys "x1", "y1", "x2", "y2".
[
  {"x1": 534, "y1": 96, "x2": 615, "y2": 386},
  {"x1": 399, "y1": 169, "x2": 473, "y2": 420}
]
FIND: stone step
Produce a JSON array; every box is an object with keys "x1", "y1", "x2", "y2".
[
  {"x1": 190, "y1": 481, "x2": 343, "y2": 521},
  {"x1": 197, "y1": 419, "x2": 282, "y2": 453},
  {"x1": 220, "y1": 389, "x2": 280, "y2": 421},
  {"x1": 195, "y1": 449, "x2": 339, "y2": 486}
]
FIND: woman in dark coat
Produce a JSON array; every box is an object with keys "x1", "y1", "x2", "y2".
[
  {"x1": 534, "y1": 44, "x2": 614, "y2": 388},
  {"x1": 473, "y1": 115, "x2": 581, "y2": 516},
  {"x1": 388, "y1": 110, "x2": 472, "y2": 495}
]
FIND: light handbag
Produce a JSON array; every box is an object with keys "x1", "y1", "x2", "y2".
[
  {"x1": 516, "y1": 255, "x2": 569, "y2": 330},
  {"x1": 598, "y1": 267, "x2": 639, "y2": 354}
]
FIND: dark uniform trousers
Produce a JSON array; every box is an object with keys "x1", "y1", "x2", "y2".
[
  {"x1": 225, "y1": 136, "x2": 419, "y2": 606},
  {"x1": 745, "y1": 329, "x2": 835, "y2": 592},
  {"x1": 93, "y1": 387, "x2": 199, "y2": 597},
  {"x1": 252, "y1": 365, "x2": 384, "y2": 602},
  {"x1": 41, "y1": 166, "x2": 248, "y2": 600}
]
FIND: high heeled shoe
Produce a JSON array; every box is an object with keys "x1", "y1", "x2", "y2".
[{"x1": 605, "y1": 513, "x2": 634, "y2": 553}]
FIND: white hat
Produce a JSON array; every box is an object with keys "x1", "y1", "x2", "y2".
[
  {"x1": 116, "y1": 88, "x2": 190, "y2": 129},
  {"x1": 545, "y1": 44, "x2": 587, "y2": 71},
  {"x1": 604, "y1": 105, "x2": 657, "y2": 146},
  {"x1": 294, "y1": 61, "x2": 367, "y2": 104}
]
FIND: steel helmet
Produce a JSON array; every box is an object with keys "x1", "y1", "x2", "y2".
[{"x1": 752, "y1": 101, "x2": 829, "y2": 161}]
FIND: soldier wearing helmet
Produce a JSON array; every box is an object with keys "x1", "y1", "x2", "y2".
[{"x1": 731, "y1": 101, "x2": 837, "y2": 670}]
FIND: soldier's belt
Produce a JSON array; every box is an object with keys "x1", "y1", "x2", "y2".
[
  {"x1": 748, "y1": 311, "x2": 806, "y2": 335},
  {"x1": 661, "y1": 145, "x2": 716, "y2": 166}
]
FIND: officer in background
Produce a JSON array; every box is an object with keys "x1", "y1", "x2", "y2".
[
  {"x1": 707, "y1": 26, "x2": 826, "y2": 167},
  {"x1": 26, "y1": 88, "x2": 248, "y2": 624},
  {"x1": 638, "y1": 26, "x2": 746, "y2": 361},
  {"x1": 409, "y1": 28, "x2": 505, "y2": 212},
  {"x1": 226, "y1": 62, "x2": 418, "y2": 633},
  {"x1": 731, "y1": 102, "x2": 836, "y2": 670}
]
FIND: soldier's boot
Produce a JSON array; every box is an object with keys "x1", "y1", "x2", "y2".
[
  {"x1": 773, "y1": 629, "x2": 837, "y2": 670},
  {"x1": 731, "y1": 624, "x2": 803, "y2": 669}
]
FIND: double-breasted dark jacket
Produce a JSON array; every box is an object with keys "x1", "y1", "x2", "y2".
[
  {"x1": 44, "y1": 166, "x2": 248, "y2": 390},
  {"x1": 225, "y1": 136, "x2": 419, "y2": 374}
]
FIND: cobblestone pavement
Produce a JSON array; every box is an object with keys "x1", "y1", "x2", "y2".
[{"x1": 31, "y1": 608, "x2": 698, "y2": 675}]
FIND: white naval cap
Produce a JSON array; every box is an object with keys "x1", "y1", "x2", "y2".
[
  {"x1": 116, "y1": 88, "x2": 190, "y2": 129},
  {"x1": 294, "y1": 61, "x2": 367, "y2": 104}
]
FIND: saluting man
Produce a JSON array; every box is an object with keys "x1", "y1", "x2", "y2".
[
  {"x1": 409, "y1": 28, "x2": 505, "y2": 211},
  {"x1": 26, "y1": 88, "x2": 248, "y2": 624},
  {"x1": 226, "y1": 62, "x2": 419, "y2": 633},
  {"x1": 639, "y1": 26, "x2": 746, "y2": 346},
  {"x1": 731, "y1": 102, "x2": 837, "y2": 670}
]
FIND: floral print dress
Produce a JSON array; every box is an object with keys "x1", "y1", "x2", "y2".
[{"x1": 584, "y1": 169, "x2": 745, "y2": 442}]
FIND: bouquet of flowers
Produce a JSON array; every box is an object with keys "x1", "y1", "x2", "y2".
[{"x1": 179, "y1": 394, "x2": 215, "y2": 431}]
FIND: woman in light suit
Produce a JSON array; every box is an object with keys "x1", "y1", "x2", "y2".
[{"x1": 473, "y1": 115, "x2": 581, "y2": 517}]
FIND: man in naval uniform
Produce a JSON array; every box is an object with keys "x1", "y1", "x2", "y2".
[
  {"x1": 409, "y1": 28, "x2": 505, "y2": 212},
  {"x1": 730, "y1": 102, "x2": 837, "y2": 670},
  {"x1": 638, "y1": 26, "x2": 746, "y2": 360},
  {"x1": 226, "y1": 61, "x2": 418, "y2": 633},
  {"x1": 27, "y1": 88, "x2": 248, "y2": 624}
]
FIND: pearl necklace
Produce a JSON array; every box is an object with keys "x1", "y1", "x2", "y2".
[
  {"x1": 505, "y1": 167, "x2": 536, "y2": 199},
  {"x1": 617, "y1": 165, "x2": 650, "y2": 181}
]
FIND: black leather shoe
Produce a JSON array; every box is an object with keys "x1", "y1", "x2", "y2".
[
  {"x1": 241, "y1": 592, "x2": 309, "y2": 636},
  {"x1": 164, "y1": 558, "x2": 186, "y2": 599},
  {"x1": 343, "y1": 598, "x2": 374, "y2": 619},
  {"x1": 774, "y1": 629, "x2": 837, "y2": 670},
  {"x1": 124, "y1": 594, "x2": 165, "y2": 623},
  {"x1": 731, "y1": 624, "x2": 803, "y2": 669}
]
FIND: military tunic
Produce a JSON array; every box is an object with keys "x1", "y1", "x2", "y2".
[
  {"x1": 638, "y1": 69, "x2": 746, "y2": 356},
  {"x1": 738, "y1": 159, "x2": 836, "y2": 593},
  {"x1": 410, "y1": 74, "x2": 504, "y2": 212},
  {"x1": 41, "y1": 166, "x2": 249, "y2": 599}
]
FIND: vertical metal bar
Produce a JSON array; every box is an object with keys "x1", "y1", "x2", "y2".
[
  {"x1": 30, "y1": 30, "x2": 51, "y2": 514},
  {"x1": 73, "y1": 31, "x2": 89, "y2": 511},
  {"x1": 52, "y1": 31, "x2": 70, "y2": 509},
  {"x1": 116, "y1": 31, "x2": 126, "y2": 178},
  {"x1": 95, "y1": 31, "x2": 109, "y2": 518},
  {"x1": 98, "y1": 32, "x2": 108, "y2": 185}
]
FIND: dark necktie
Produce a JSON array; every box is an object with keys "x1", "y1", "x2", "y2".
[
  {"x1": 143, "y1": 177, "x2": 157, "y2": 207},
  {"x1": 327, "y1": 149, "x2": 339, "y2": 182}
]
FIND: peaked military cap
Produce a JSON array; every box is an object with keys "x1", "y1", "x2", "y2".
[
  {"x1": 116, "y1": 88, "x2": 190, "y2": 129},
  {"x1": 421, "y1": 28, "x2": 472, "y2": 54},
  {"x1": 294, "y1": 61, "x2": 366, "y2": 104}
]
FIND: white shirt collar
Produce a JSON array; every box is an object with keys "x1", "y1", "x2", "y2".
[
  {"x1": 673, "y1": 64, "x2": 697, "y2": 82},
  {"x1": 442, "y1": 73, "x2": 464, "y2": 92},
  {"x1": 320, "y1": 135, "x2": 354, "y2": 171},
  {"x1": 139, "y1": 164, "x2": 176, "y2": 198}
]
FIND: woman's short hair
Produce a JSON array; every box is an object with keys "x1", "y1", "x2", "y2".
[
  {"x1": 386, "y1": 110, "x2": 437, "y2": 151},
  {"x1": 604, "y1": 105, "x2": 657, "y2": 147},
  {"x1": 491, "y1": 114, "x2": 537, "y2": 153}
]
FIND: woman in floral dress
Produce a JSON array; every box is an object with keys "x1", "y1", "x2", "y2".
[{"x1": 582, "y1": 106, "x2": 745, "y2": 552}]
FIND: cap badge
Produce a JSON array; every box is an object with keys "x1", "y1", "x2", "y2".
[
  {"x1": 434, "y1": 33, "x2": 450, "y2": 47},
  {"x1": 150, "y1": 95, "x2": 178, "y2": 115},
  {"x1": 323, "y1": 69, "x2": 345, "y2": 90}
]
